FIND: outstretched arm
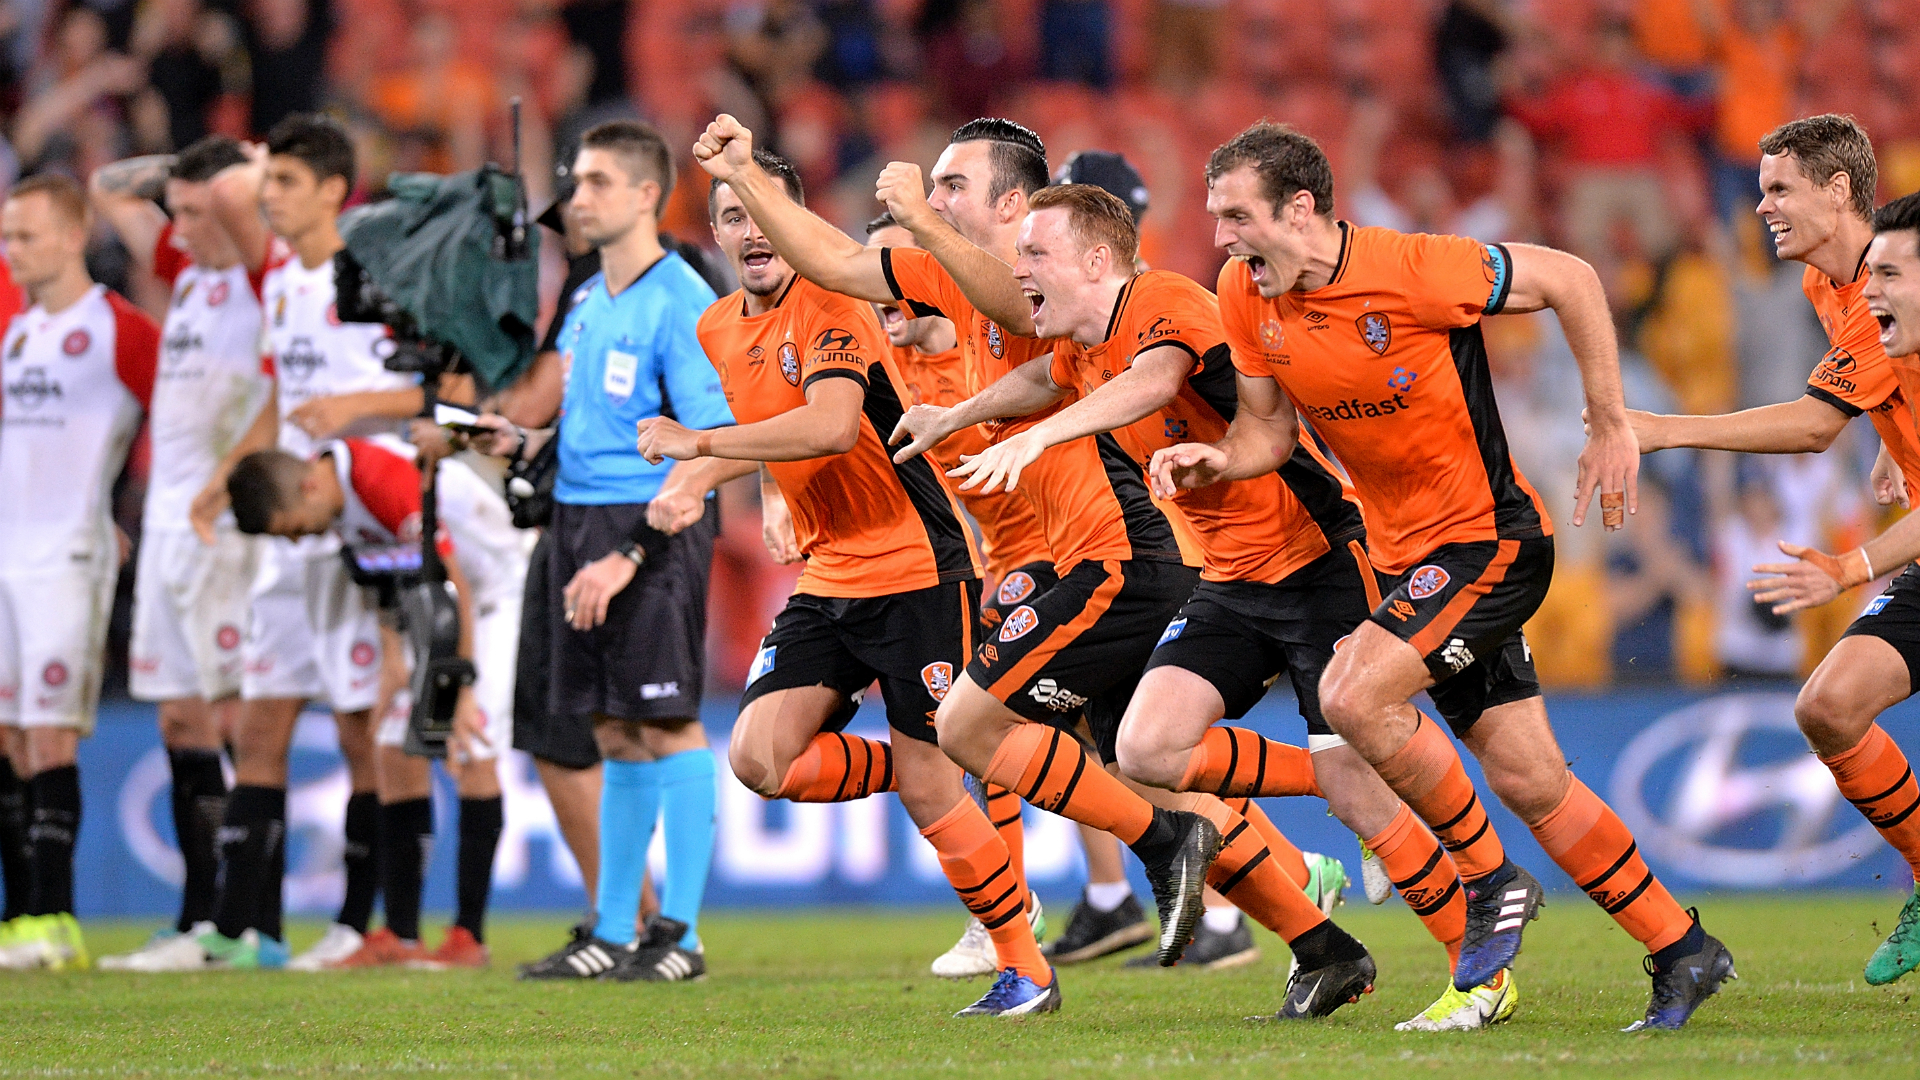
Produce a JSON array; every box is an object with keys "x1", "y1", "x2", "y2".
[
  {"x1": 89, "y1": 155, "x2": 174, "y2": 276},
  {"x1": 1620, "y1": 394, "x2": 1851, "y2": 455},
  {"x1": 637, "y1": 376, "x2": 868, "y2": 463},
  {"x1": 1503, "y1": 242, "x2": 1636, "y2": 529},
  {"x1": 1149, "y1": 372, "x2": 1299, "y2": 496},
  {"x1": 877, "y1": 161, "x2": 1035, "y2": 336},
  {"x1": 887, "y1": 354, "x2": 1066, "y2": 463},
  {"x1": 1750, "y1": 510, "x2": 1920, "y2": 614},
  {"x1": 693, "y1": 115, "x2": 893, "y2": 303}
]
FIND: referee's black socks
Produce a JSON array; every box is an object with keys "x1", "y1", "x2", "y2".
[
  {"x1": 167, "y1": 748, "x2": 227, "y2": 932},
  {"x1": 26, "y1": 764, "x2": 80, "y2": 916},
  {"x1": 213, "y1": 785, "x2": 285, "y2": 941},
  {"x1": 379, "y1": 797, "x2": 433, "y2": 942}
]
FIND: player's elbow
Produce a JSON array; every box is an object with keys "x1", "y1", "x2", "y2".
[
  {"x1": 1799, "y1": 422, "x2": 1841, "y2": 453},
  {"x1": 819, "y1": 415, "x2": 861, "y2": 455}
]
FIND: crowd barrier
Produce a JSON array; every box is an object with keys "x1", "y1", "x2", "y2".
[{"x1": 70, "y1": 687, "x2": 1920, "y2": 918}]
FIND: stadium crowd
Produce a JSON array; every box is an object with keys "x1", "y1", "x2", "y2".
[{"x1": 0, "y1": 0, "x2": 1919, "y2": 1037}]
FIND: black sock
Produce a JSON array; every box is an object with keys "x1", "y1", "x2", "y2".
[
  {"x1": 379, "y1": 798, "x2": 433, "y2": 942},
  {"x1": 1649, "y1": 914, "x2": 1706, "y2": 973},
  {"x1": 337, "y1": 792, "x2": 380, "y2": 933},
  {"x1": 1284, "y1": 920, "x2": 1369, "y2": 970},
  {"x1": 168, "y1": 749, "x2": 227, "y2": 932},
  {"x1": 455, "y1": 797, "x2": 503, "y2": 942},
  {"x1": 0, "y1": 759, "x2": 30, "y2": 921},
  {"x1": 27, "y1": 765, "x2": 81, "y2": 916},
  {"x1": 213, "y1": 785, "x2": 284, "y2": 940},
  {"x1": 1125, "y1": 808, "x2": 1183, "y2": 867},
  {"x1": 262, "y1": 814, "x2": 285, "y2": 942}
]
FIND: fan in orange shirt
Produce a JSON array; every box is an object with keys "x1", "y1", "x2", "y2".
[
  {"x1": 636, "y1": 150, "x2": 1057, "y2": 1018},
  {"x1": 1153, "y1": 121, "x2": 1732, "y2": 1032}
]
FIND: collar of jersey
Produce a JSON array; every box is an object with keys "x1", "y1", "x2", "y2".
[{"x1": 739, "y1": 273, "x2": 800, "y2": 318}]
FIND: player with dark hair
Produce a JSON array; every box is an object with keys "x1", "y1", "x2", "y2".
[
  {"x1": 1151, "y1": 120, "x2": 1734, "y2": 1031},
  {"x1": 0, "y1": 175, "x2": 160, "y2": 969},
  {"x1": 87, "y1": 136, "x2": 275, "y2": 969}
]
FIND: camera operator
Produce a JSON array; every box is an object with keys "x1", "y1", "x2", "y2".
[{"x1": 469, "y1": 121, "x2": 738, "y2": 980}]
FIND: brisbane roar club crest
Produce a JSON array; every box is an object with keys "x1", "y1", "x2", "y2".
[
  {"x1": 1356, "y1": 313, "x2": 1391, "y2": 355},
  {"x1": 984, "y1": 320, "x2": 1005, "y2": 359},
  {"x1": 1407, "y1": 564, "x2": 1449, "y2": 600},
  {"x1": 999, "y1": 605, "x2": 1039, "y2": 642},
  {"x1": 779, "y1": 342, "x2": 800, "y2": 386},
  {"x1": 921, "y1": 662, "x2": 954, "y2": 702},
  {"x1": 996, "y1": 571, "x2": 1036, "y2": 607}
]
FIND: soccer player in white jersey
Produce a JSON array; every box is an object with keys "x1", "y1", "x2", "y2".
[
  {"x1": 178, "y1": 114, "x2": 428, "y2": 969},
  {"x1": 0, "y1": 174, "x2": 161, "y2": 969},
  {"x1": 86, "y1": 136, "x2": 277, "y2": 969}
]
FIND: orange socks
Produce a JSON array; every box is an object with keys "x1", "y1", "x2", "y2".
[
  {"x1": 1224, "y1": 797, "x2": 1309, "y2": 889},
  {"x1": 985, "y1": 721, "x2": 1154, "y2": 844},
  {"x1": 1180, "y1": 727, "x2": 1322, "y2": 799},
  {"x1": 1193, "y1": 797, "x2": 1328, "y2": 944},
  {"x1": 1373, "y1": 714, "x2": 1506, "y2": 879},
  {"x1": 983, "y1": 783, "x2": 1032, "y2": 913},
  {"x1": 921, "y1": 797, "x2": 1050, "y2": 982},
  {"x1": 1822, "y1": 724, "x2": 1920, "y2": 880},
  {"x1": 1529, "y1": 774, "x2": 1691, "y2": 954},
  {"x1": 772, "y1": 733, "x2": 895, "y2": 802},
  {"x1": 1365, "y1": 804, "x2": 1465, "y2": 967}
]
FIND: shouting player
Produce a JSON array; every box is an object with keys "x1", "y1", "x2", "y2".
[
  {"x1": 640, "y1": 148, "x2": 1058, "y2": 1015},
  {"x1": 1633, "y1": 119, "x2": 1920, "y2": 986},
  {"x1": 1153, "y1": 122, "x2": 1734, "y2": 1031},
  {"x1": 88, "y1": 137, "x2": 273, "y2": 969},
  {"x1": 0, "y1": 175, "x2": 160, "y2": 969}
]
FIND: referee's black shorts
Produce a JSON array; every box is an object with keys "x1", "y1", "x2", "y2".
[{"x1": 512, "y1": 500, "x2": 719, "y2": 769}]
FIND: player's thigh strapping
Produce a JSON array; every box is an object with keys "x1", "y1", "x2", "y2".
[
  {"x1": 1368, "y1": 537, "x2": 1553, "y2": 736},
  {"x1": 741, "y1": 579, "x2": 982, "y2": 743}
]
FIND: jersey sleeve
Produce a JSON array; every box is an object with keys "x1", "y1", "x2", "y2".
[
  {"x1": 659, "y1": 292, "x2": 736, "y2": 429},
  {"x1": 152, "y1": 222, "x2": 189, "y2": 287},
  {"x1": 800, "y1": 291, "x2": 881, "y2": 390},
  {"x1": 879, "y1": 246, "x2": 969, "y2": 321},
  {"x1": 344, "y1": 439, "x2": 455, "y2": 556},
  {"x1": 1805, "y1": 303, "x2": 1899, "y2": 416},
  {"x1": 108, "y1": 291, "x2": 160, "y2": 410},
  {"x1": 1401, "y1": 233, "x2": 1514, "y2": 329},
  {"x1": 1215, "y1": 260, "x2": 1275, "y2": 379},
  {"x1": 1122, "y1": 274, "x2": 1221, "y2": 370}
]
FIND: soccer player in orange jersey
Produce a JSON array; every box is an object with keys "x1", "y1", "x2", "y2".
[
  {"x1": 635, "y1": 151, "x2": 1057, "y2": 1016},
  {"x1": 893, "y1": 183, "x2": 1500, "y2": 1024},
  {"x1": 693, "y1": 116, "x2": 1342, "y2": 984},
  {"x1": 1151, "y1": 122, "x2": 1734, "y2": 1031},
  {"x1": 1633, "y1": 119, "x2": 1920, "y2": 986}
]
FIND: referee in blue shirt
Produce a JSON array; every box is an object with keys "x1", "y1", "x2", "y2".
[{"x1": 480, "y1": 122, "x2": 735, "y2": 982}]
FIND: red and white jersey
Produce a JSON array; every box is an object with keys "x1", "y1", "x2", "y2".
[
  {"x1": 146, "y1": 225, "x2": 274, "y2": 527},
  {"x1": 0, "y1": 285, "x2": 160, "y2": 569},
  {"x1": 262, "y1": 254, "x2": 410, "y2": 458},
  {"x1": 323, "y1": 438, "x2": 452, "y2": 562}
]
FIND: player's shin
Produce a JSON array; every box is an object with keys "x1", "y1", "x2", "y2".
[
  {"x1": 983, "y1": 722, "x2": 1157, "y2": 844},
  {"x1": 772, "y1": 732, "x2": 896, "y2": 801},
  {"x1": 338, "y1": 792, "x2": 380, "y2": 934},
  {"x1": 1373, "y1": 713, "x2": 1507, "y2": 879},
  {"x1": 378, "y1": 797, "x2": 433, "y2": 943},
  {"x1": 1364, "y1": 804, "x2": 1465, "y2": 966},
  {"x1": 983, "y1": 783, "x2": 1029, "y2": 901},
  {"x1": 1223, "y1": 797, "x2": 1308, "y2": 888},
  {"x1": 921, "y1": 796, "x2": 1050, "y2": 982},
  {"x1": 168, "y1": 749, "x2": 228, "y2": 932},
  {"x1": 1527, "y1": 774, "x2": 1692, "y2": 954},
  {"x1": 1182, "y1": 727, "x2": 1321, "y2": 799},
  {"x1": 1195, "y1": 796, "x2": 1367, "y2": 969},
  {"x1": 1820, "y1": 724, "x2": 1920, "y2": 880},
  {"x1": 454, "y1": 797, "x2": 503, "y2": 944},
  {"x1": 0, "y1": 758, "x2": 30, "y2": 922},
  {"x1": 594, "y1": 759, "x2": 664, "y2": 946},
  {"x1": 212, "y1": 785, "x2": 285, "y2": 940},
  {"x1": 26, "y1": 765, "x2": 80, "y2": 916},
  {"x1": 656, "y1": 748, "x2": 717, "y2": 948}
]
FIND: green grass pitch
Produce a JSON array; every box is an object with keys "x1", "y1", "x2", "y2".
[{"x1": 4, "y1": 894, "x2": 1919, "y2": 1078}]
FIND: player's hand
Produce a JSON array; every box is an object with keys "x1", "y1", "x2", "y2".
[
  {"x1": 287, "y1": 395, "x2": 359, "y2": 440},
  {"x1": 761, "y1": 488, "x2": 801, "y2": 564},
  {"x1": 1149, "y1": 443, "x2": 1230, "y2": 497},
  {"x1": 409, "y1": 418, "x2": 460, "y2": 466},
  {"x1": 888, "y1": 403, "x2": 953, "y2": 462},
  {"x1": 562, "y1": 552, "x2": 639, "y2": 630},
  {"x1": 949, "y1": 430, "x2": 1043, "y2": 493},
  {"x1": 1573, "y1": 416, "x2": 1638, "y2": 530},
  {"x1": 1748, "y1": 542, "x2": 1871, "y2": 614},
  {"x1": 189, "y1": 478, "x2": 228, "y2": 544},
  {"x1": 465, "y1": 413, "x2": 524, "y2": 459},
  {"x1": 875, "y1": 161, "x2": 935, "y2": 232},
  {"x1": 646, "y1": 483, "x2": 707, "y2": 535},
  {"x1": 448, "y1": 687, "x2": 491, "y2": 767},
  {"x1": 1584, "y1": 406, "x2": 1663, "y2": 453},
  {"x1": 692, "y1": 114, "x2": 756, "y2": 182},
  {"x1": 635, "y1": 416, "x2": 703, "y2": 464},
  {"x1": 1873, "y1": 444, "x2": 1909, "y2": 508}
]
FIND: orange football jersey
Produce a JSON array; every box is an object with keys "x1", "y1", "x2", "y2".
[
  {"x1": 1802, "y1": 262, "x2": 1920, "y2": 508},
  {"x1": 1218, "y1": 225, "x2": 1551, "y2": 574},
  {"x1": 696, "y1": 276, "x2": 980, "y2": 597},
  {"x1": 1047, "y1": 270, "x2": 1364, "y2": 584}
]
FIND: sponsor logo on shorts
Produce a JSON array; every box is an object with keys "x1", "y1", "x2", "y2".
[
  {"x1": 216, "y1": 624, "x2": 241, "y2": 651},
  {"x1": 779, "y1": 343, "x2": 801, "y2": 386},
  {"x1": 978, "y1": 644, "x2": 999, "y2": 665},
  {"x1": 998, "y1": 606, "x2": 1039, "y2": 642},
  {"x1": 1407, "y1": 565, "x2": 1450, "y2": 600},
  {"x1": 920, "y1": 662, "x2": 953, "y2": 702},
  {"x1": 130, "y1": 656, "x2": 160, "y2": 673},
  {"x1": 748, "y1": 645, "x2": 776, "y2": 685},
  {"x1": 349, "y1": 641, "x2": 377, "y2": 667},
  {"x1": 1387, "y1": 599, "x2": 1416, "y2": 621},
  {"x1": 1028, "y1": 678, "x2": 1087, "y2": 712},
  {"x1": 1438, "y1": 638, "x2": 1475, "y2": 673},
  {"x1": 996, "y1": 572, "x2": 1036, "y2": 606},
  {"x1": 1866, "y1": 594, "x2": 1894, "y2": 616},
  {"x1": 640, "y1": 682, "x2": 680, "y2": 701},
  {"x1": 1356, "y1": 312, "x2": 1391, "y2": 355},
  {"x1": 1157, "y1": 617, "x2": 1187, "y2": 647},
  {"x1": 42, "y1": 661, "x2": 69, "y2": 687},
  {"x1": 62, "y1": 329, "x2": 90, "y2": 356}
]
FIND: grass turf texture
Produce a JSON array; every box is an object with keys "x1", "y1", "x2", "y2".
[{"x1": 3, "y1": 895, "x2": 1918, "y2": 1078}]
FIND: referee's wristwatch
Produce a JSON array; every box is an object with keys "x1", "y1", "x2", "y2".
[{"x1": 615, "y1": 540, "x2": 647, "y2": 568}]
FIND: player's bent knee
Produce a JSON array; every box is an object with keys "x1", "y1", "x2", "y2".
[
  {"x1": 1112, "y1": 725, "x2": 1178, "y2": 790},
  {"x1": 1794, "y1": 676, "x2": 1876, "y2": 756}
]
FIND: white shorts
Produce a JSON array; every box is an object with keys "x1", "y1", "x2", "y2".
[
  {"x1": 130, "y1": 527, "x2": 255, "y2": 702},
  {"x1": 375, "y1": 585, "x2": 521, "y2": 762},
  {"x1": 241, "y1": 533, "x2": 384, "y2": 712},
  {"x1": 0, "y1": 563, "x2": 116, "y2": 733}
]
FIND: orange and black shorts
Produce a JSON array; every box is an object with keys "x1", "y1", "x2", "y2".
[
  {"x1": 739, "y1": 579, "x2": 983, "y2": 744},
  {"x1": 1370, "y1": 537, "x2": 1552, "y2": 734},
  {"x1": 966, "y1": 558, "x2": 1199, "y2": 747}
]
